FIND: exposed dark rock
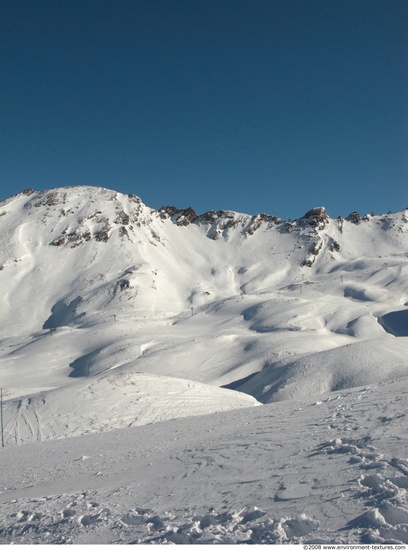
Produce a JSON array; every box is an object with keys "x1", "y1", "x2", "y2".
[
  {"x1": 95, "y1": 226, "x2": 111, "y2": 242},
  {"x1": 119, "y1": 226, "x2": 129, "y2": 238},
  {"x1": 159, "y1": 206, "x2": 198, "y2": 226},
  {"x1": 118, "y1": 279, "x2": 130, "y2": 291},
  {"x1": 299, "y1": 207, "x2": 329, "y2": 229},
  {"x1": 301, "y1": 241, "x2": 323, "y2": 267},
  {"x1": 50, "y1": 233, "x2": 67, "y2": 246},
  {"x1": 87, "y1": 211, "x2": 102, "y2": 220},
  {"x1": 246, "y1": 214, "x2": 282, "y2": 236},
  {"x1": 127, "y1": 193, "x2": 141, "y2": 203},
  {"x1": 197, "y1": 210, "x2": 219, "y2": 224},
  {"x1": 282, "y1": 221, "x2": 296, "y2": 233},
  {"x1": 329, "y1": 239, "x2": 341, "y2": 252},
  {"x1": 346, "y1": 211, "x2": 362, "y2": 224},
  {"x1": 160, "y1": 207, "x2": 281, "y2": 239},
  {"x1": 115, "y1": 211, "x2": 130, "y2": 225},
  {"x1": 35, "y1": 191, "x2": 64, "y2": 208}
]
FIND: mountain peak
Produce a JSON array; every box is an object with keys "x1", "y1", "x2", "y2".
[
  {"x1": 0, "y1": 183, "x2": 407, "y2": 425},
  {"x1": 299, "y1": 207, "x2": 329, "y2": 229}
]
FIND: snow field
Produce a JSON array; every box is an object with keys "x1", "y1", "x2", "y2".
[
  {"x1": 1, "y1": 372, "x2": 259, "y2": 445},
  {"x1": 1, "y1": 187, "x2": 408, "y2": 543},
  {"x1": 1, "y1": 377, "x2": 408, "y2": 544}
]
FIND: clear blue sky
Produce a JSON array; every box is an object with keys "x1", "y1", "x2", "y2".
[{"x1": 1, "y1": 0, "x2": 407, "y2": 219}]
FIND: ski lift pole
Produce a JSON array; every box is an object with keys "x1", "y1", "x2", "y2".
[{"x1": 1, "y1": 388, "x2": 3, "y2": 448}]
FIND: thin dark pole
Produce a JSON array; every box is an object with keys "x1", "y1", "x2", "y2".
[{"x1": 0, "y1": 388, "x2": 4, "y2": 448}]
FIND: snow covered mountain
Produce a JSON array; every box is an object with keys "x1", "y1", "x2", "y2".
[
  {"x1": 1, "y1": 185, "x2": 408, "y2": 544},
  {"x1": 1, "y1": 185, "x2": 408, "y2": 436}
]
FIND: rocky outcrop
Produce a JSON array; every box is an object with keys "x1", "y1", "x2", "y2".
[
  {"x1": 159, "y1": 206, "x2": 198, "y2": 226},
  {"x1": 299, "y1": 207, "x2": 329, "y2": 230},
  {"x1": 245, "y1": 214, "x2": 282, "y2": 236},
  {"x1": 346, "y1": 211, "x2": 370, "y2": 225}
]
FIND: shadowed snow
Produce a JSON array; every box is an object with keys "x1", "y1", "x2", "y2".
[{"x1": 378, "y1": 309, "x2": 408, "y2": 337}]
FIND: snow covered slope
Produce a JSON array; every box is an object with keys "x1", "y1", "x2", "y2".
[
  {"x1": 1, "y1": 185, "x2": 408, "y2": 544},
  {"x1": 1, "y1": 372, "x2": 258, "y2": 445},
  {"x1": 0, "y1": 185, "x2": 408, "y2": 444},
  {"x1": 1, "y1": 377, "x2": 408, "y2": 544}
]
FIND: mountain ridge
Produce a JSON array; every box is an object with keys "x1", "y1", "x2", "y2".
[
  {"x1": 1, "y1": 184, "x2": 408, "y2": 445},
  {"x1": 0, "y1": 183, "x2": 408, "y2": 545}
]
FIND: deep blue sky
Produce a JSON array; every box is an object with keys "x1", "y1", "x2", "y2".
[{"x1": 1, "y1": 0, "x2": 407, "y2": 219}]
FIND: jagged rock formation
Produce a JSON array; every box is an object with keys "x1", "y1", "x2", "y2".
[
  {"x1": 1, "y1": 186, "x2": 407, "y2": 274},
  {"x1": 1, "y1": 185, "x2": 407, "y2": 283}
]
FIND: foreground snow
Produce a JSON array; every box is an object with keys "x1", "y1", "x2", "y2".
[{"x1": 1, "y1": 376, "x2": 408, "y2": 544}]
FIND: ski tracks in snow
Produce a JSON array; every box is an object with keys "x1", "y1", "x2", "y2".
[
  {"x1": 3, "y1": 397, "x2": 63, "y2": 445},
  {"x1": 5, "y1": 398, "x2": 41, "y2": 445},
  {"x1": 1, "y1": 378, "x2": 408, "y2": 544}
]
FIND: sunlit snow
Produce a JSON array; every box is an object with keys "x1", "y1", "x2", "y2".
[{"x1": 0, "y1": 186, "x2": 407, "y2": 544}]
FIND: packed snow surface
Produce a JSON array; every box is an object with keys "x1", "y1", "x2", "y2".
[
  {"x1": 1, "y1": 186, "x2": 408, "y2": 543},
  {"x1": 1, "y1": 379, "x2": 408, "y2": 544}
]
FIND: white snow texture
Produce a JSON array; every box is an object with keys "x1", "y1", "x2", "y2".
[{"x1": 0, "y1": 186, "x2": 408, "y2": 544}]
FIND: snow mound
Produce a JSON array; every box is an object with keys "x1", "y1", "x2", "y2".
[
  {"x1": 238, "y1": 340, "x2": 408, "y2": 403},
  {"x1": 344, "y1": 285, "x2": 389, "y2": 302},
  {"x1": 2, "y1": 372, "x2": 259, "y2": 446},
  {"x1": 337, "y1": 314, "x2": 386, "y2": 339}
]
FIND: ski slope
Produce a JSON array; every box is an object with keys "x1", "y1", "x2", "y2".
[
  {"x1": 1, "y1": 377, "x2": 408, "y2": 544},
  {"x1": 0, "y1": 186, "x2": 408, "y2": 543}
]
